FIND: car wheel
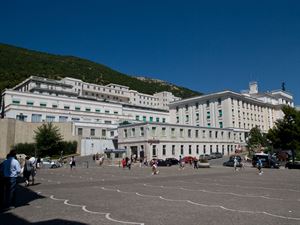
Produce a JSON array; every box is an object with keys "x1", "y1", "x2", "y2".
[{"x1": 51, "y1": 165, "x2": 57, "y2": 168}]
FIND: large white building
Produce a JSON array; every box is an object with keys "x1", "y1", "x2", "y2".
[
  {"x1": 118, "y1": 122, "x2": 242, "y2": 160},
  {"x1": 0, "y1": 77, "x2": 294, "y2": 158}
]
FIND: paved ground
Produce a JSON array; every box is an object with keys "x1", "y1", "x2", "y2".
[{"x1": 1, "y1": 161, "x2": 300, "y2": 225}]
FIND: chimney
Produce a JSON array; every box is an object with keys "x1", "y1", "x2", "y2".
[{"x1": 249, "y1": 81, "x2": 258, "y2": 94}]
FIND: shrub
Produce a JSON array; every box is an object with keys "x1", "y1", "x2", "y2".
[{"x1": 13, "y1": 143, "x2": 37, "y2": 156}]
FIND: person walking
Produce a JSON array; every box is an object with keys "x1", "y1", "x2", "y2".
[
  {"x1": 1, "y1": 150, "x2": 21, "y2": 209},
  {"x1": 233, "y1": 156, "x2": 238, "y2": 171},
  {"x1": 70, "y1": 156, "x2": 76, "y2": 170},
  {"x1": 257, "y1": 158, "x2": 263, "y2": 175},
  {"x1": 23, "y1": 156, "x2": 34, "y2": 186}
]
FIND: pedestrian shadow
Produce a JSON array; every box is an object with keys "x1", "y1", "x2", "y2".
[
  {"x1": 1, "y1": 183, "x2": 45, "y2": 212},
  {"x1": 15, "y1": 184, "x2": 45, "y2": 208},
  {"x1": 0, "y1": 213, "x2": 88, "y2": 225}
]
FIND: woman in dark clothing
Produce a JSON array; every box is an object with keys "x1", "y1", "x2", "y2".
[{"x1": 23, "y1": 156, "x2": 33, "y2": 186}]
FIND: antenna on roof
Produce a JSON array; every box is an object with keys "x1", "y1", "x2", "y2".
[{"x1": 281, "y1": 82, "x2": 286, "y2": 91}]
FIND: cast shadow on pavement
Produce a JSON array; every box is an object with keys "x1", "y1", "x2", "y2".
[{"x1": 0, "y1": 213, "x2": 88, "y2": 225}]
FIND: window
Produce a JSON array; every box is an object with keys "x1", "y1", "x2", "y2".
[
  {"x1": 114, "y1": 111, "x2": 118, "y2": 115},
  {"x1": 46, "y1": 115, "x2": 55, "y2": 122},
  {"x1": 156, "y1": 117, "x2": 159, "y2": 122},
  {"x1": 31, "y1": 114, "x2": 42, "y2": 122},
  {"x1": 95, "y1": 109, "x2": 100, "y2": 113},
  {"x1": 195, "y1": 102, "x2": 199, "y2": 109},
  {"x1": 143, "y1": 116, "x2": 147, "y2": 122},
  {"x1": 78, "y1": 128, "x2": 83, "y2": 136},
  {"x1": 52, "y1": 104, "x2": 58, "y2": 108},
  {"x1": 176, "y1": 106, "x2": 179, "y2": 112},
  {"x1": 207, "y1": 123, "x2": 211, "y2": 127},
  {"x1": 219, "y1": 122, "x2": 223, "y2": 128},
  {"x1": 75, "y1": 106, "x2": 81, "y2": 111},
  {"x1": 90, "y1": 129, "x2": 95, "y2": 136},
  {"x1": 218, "y1": 110, "x2": 222, "y2": 117},
  {"x1": 85, "y1": 108, "x2": 91, "y2": 112},
  {"x1": 102, "y1": 130, "x2": 106, "y2": 137},
  {"x1": 185, "y1": 105, "x2": 188, "y2": 111},
  {"x1": 12, "y1": 99, "x2": 20, "y2": 105},
  {"x1": 40, "y1": 103, "x2": 47, "y2": 107},
  {"x1": 150, "y1": 117, "x2": 153, "y2": 122},
  {"x1": 131, "y1": 128, "x2": 135, "y2": 137},
  {"x1": 171, "y1": 128, "x2": 175, "y2": 136},
  {"x1": 218, "y1": 98, "x2": 222, "y2": 105},
  {"x1": 151, "y1": 127, "x2": 156, "y2": 136},
  {"x1": 59, "y1": 116, "x2": 68, "y2": 122},
  {"x1": 172, "y1": 145, "x2": 175, "y2": 155},
  {"x1": 207, "y1": 111, "x2": 210, "y2": 119},
  {"x1": 72, "y1": 117, "x2": 80, "y2": 121},
  {"x1": 209, "y1": 131, "x2": 212, "y2": 138},
  {"x1": 188, "y1": 129, "x2": 191, "y2": 138},
  {"x1": 215, "y1": 131, "x2": 218, "y2": 138},
  {"x1": 210, "y1": 145, "x2": 213, "y2": 154},
  {"x1": 180, "y1": 129, "x2": 184, "y2": 137},
  {"x1": 203, "y1": 145, "x2": 206, "y2": 154},
  {"x1": 104, "y1": 121, "x2": 111, "y2": 124},
  {"x1": 105, "y1": 110, "x2": 110, "y2": 114},
  {"x1": 152, "y1": 145, "x2": 157, "y2": 157},
  {"x1": 176, "y1": 116, "x2": 179, "y2": 123},
  {"x1": 180, "y1": 145, "x2": 184, "y2": 155},
  {"x1": 16, "y1": 113, "x2": 27, "y2": 121},
  {"x1": 162, "y1": 118, "x2": 166, "y2": 123},
  {"x1": 185, "y1": 115, "x2": 189, "y2": 122},
  {"x1": 195, "y1": 130, "x2": 199, "y2": 138},
  {"x1": 216, "y1": 145, "x2": 219, "y2": 153},
  {"x1": 162, "y1": 127, "x2": 166, "y2": 136},
  {"x1": 140, "y1": 127, "x2": 144, "y2": 136},
  {"x1": 162, "y1": 145, "x2": 166, "y2": 156},
  {"x1": 202, "y1": 130, "x2": 206, "y2": 138},
  {"x1": 189, "y1": 145, "x2": 192, "y2": 155},
  {"x1": 196, "y1": 113, "x2": 199, "y2": 121},
  {"x1": 26, "y1": 101, "x2": 34, "y2": 106},
  {"x1": 196, "y1": 145, "x2": 199, "y2": 154},
  {"x1": 124, "y1": 129, "x2": 128, "y2": 138},
  {"x1": 64, "y1": 105, "x2": 70, "y2": 110}
]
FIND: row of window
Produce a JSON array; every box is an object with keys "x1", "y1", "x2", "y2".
[
  {"x1": 150, "y1": 144, "x2": 235, "y2": 157},
  {"x1": 123, "y1": 127, "x2": 236, "y2": 140},
  {"x1": 12, "y1": 99, "x2": 119, "y2": 114},
  {"x1": 135, "y1": 115, "x2": 166, "y2": 123},
  {"x1": 16, "y1": 113, "x2": 112, "y2": 124}
]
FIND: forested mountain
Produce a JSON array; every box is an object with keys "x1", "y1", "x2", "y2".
[{"x1": 0, "y1": 43, "x2": 202, "y2": 99}]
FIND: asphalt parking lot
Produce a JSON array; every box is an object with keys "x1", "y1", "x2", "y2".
[{"x1": 1, "y1": 163, "x2": 300, "y2": 225}]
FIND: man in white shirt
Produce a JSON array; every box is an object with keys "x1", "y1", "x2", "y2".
[{"x1": 1, "y1": 150, "x2": 21, "y2": 209}]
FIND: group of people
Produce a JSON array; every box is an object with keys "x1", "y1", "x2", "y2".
[{"x1": 0, "y1": 150, "x2": 39, "y2": 210}]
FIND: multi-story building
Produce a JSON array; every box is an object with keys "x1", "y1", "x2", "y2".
[
  {"x1": 169, "y1": 82, "x2": 293, "y2": 141},
  {"x1": 118, "y1": 122, "x2": 242, "y2": 160}
]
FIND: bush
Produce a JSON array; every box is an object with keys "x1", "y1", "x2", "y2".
[
  {"x1": 58, "y1": 141, "x2": 77, "y2": 156},
  {"x1": 13, "y1": 143, "x2": 36, "y2": 156}
]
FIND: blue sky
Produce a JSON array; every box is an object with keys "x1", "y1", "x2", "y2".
[{"x1": 0, "y1": 0, "x2": 300, "y2": 104}]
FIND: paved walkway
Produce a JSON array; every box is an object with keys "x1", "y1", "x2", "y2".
[{"x1": 1, "y1": 165, "x2": 300, "y2": 225}]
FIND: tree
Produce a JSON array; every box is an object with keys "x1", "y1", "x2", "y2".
[
  {"x1": 34, "y1": 123, "x2": 63, "y2": 157},
  {"x1": 267, "y1": 106, "x2": 300, "y2": 160},
  {"x1": 247, "y1": 126, "x2": 268, "y2": 153}
]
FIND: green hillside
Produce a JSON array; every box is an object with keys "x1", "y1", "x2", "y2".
[{"x1": 0, "y1": 43, "x2": 202, "y2": 99}]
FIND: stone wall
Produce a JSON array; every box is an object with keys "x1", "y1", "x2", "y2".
[{"x1": 0, "y1": 118, "x2": 80, "y2": 158}]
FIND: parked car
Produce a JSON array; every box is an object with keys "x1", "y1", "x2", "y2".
[
  {"x1": 199, "y1": 154, "x2": 212, "y2": 160},
  {"x1": 212, "y1": 152, "x2": 223, "y2": 158},
  {"x1": 285, "y1": 161, "x2": 300, "y2": 169},
  {"x1": 41, "y1": 158, "x2": 62, "y2": 169},
  {"x1": 165, "y1": 158, "x2": 179, "y2": 166},
  {"x1": 223, "y1": 155, "x2": 242, "y2": 167},
  {"x1": 210, "y1": 153, "x2": 217, "y2": 159},
  {"x1": 152, "y1": 159, "x2": 168, "y2": 167},
  {"x1": 252, "y1": 153, "x2": 280, "y2": 168}
]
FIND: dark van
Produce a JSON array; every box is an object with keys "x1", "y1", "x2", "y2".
[{"x1": 252, "y1": 153, "x2": 280, "y2": 168}]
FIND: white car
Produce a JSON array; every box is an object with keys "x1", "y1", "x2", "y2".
[{"x1": 41, "y1": 158, "x2": 62, "y2": 169}]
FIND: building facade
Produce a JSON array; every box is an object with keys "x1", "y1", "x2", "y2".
[{"x1": 118, "y1": 122, "x2": 243, "y2": 160}]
